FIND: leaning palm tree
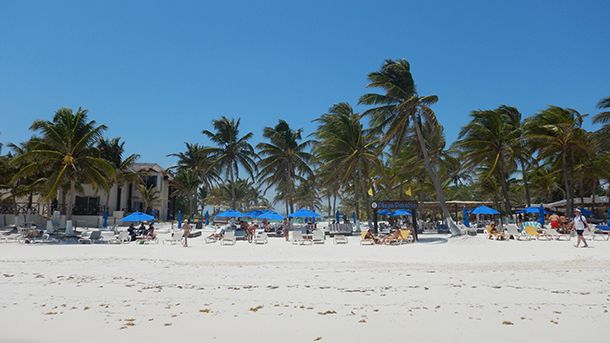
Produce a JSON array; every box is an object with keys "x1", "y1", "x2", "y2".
[
  {"x1": 202, "y1": 117, "x2": 258, "y2": 209},
  {"x1": 98, "y1": 137, "x2": 140, "y2": 211},
  {"x1": 257, "y1": 120, "x2": 313, "y2": 214},
  {"x1": 526, "y1": 106, "x2": 588, "y2": 215},
  {"x1": 13, "y1": 108, "x2": 114, "y2": 219},
  {"x1": 359, "y1": 59, "x2": 453, "y2": 229},
  {"x1": 314, "y1": 103, "x2": 380, "y2": 221}
]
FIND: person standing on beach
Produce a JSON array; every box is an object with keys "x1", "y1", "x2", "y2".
[
  {"x1": 182, "y1": 220, "x2": 191, "y2": 247},
  {"x1": 282, "y1": 218, "x2": 290, "y2": 241},
  {"x1": 573, "y1": 209, "x2": 589, "y2": 248}
]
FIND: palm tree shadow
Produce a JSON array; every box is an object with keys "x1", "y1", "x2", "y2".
[{"x1": 416, "y1": 236, "x2": 448, "y2": 244}]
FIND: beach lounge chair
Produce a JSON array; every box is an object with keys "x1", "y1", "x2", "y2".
[
  {"x1": 205, "y1": 234, "x2": 219, "y2": 244},
  {"x1": 360, "y1": 230, "x2": 375, "y2": 245},
  {"x1": 253, "y1": 232, "x2": 268, "y2": 245},
  {"x1": 541, "y1": 228, "x2": 571, "y2": 241},
  {"x1": 222, "y1": 230, "x2": 236, "y2": 245},
  {"x1": 333, "y1": 235, "x2": 348, "y2": 244},
  {"x1": 163, "y1": 231, "x2": 183, "y2": 245},
  {"x1": 505, "y1": 224, "x2": 523, "y2": 240},
  {"x1": 78, "y1": 230, "x2": 104, "y2": 244},
  {"x1": 312, "y1": 229, "x2": 325, "y2": 244},
  {"x1": 291, "y1": 231, "x2": 311, "y2": 245},
  {"x1": 109, "y1": 231, "x2": 130, "y2": 244},
  {"x1": 522, "y1": 226, "x2": 541, "y2": 240}
]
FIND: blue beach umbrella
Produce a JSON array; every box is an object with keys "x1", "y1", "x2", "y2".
[
  {"x1": 288, "y1": 208, "x2": 321, "y2": 218},
  {"x1": 215, "y1": 209, "x2": 246, "y2": 218},
  {"x1": 102, "y1": 208, "x2": 108, "y2": 228},
  {"x1": 463, "y1": 207, "x2": 470, "y2": 227},
  {"x1": 177, "y1": 211, "x2": 182, "y2": 229},
  {"x1": 578, "y1": 208, "x2": 593, "y2": 216},
  {"x1": 377, "y1": 209, "x2": 392, "y2": 216},
  {"x1": 538, "y1": 205, "x2": 545, "y2": 226},
  {"x1": 204, "y1": 211, "x2": 210, "y2": 225},
  {"x1": 516, "y1": 206, "x2": 551, "y2": 214},
  {"x1": 470, "y1": 205, "x2": 500, "y2": 215},
  {"x1": 150, "y1": 208, "x2": 155, "y2": 224},
  {"x1": 257, "y1": 211, "x2": 284, "y2": 221},
  {"x1": 245, "y1": 210, "x2": 265, "y2": 218},
  {"x1": 121, "y1": 212, "x2": 155, "y2": 222}
]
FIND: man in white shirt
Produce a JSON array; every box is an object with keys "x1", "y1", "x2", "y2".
[{"x1": 573, "y1": 209, "x2": 589, "y2": 248}]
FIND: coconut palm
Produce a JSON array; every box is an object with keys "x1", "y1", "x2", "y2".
[
  {"x1": 136, "y1": 183, "x2": 160, "y2": 212},
  {"x1": 98, "y1": 137, "x2": 140, "y2": 211},
  {"x1": 359, "y1": 59, "x2": 453, "y2": 228},
  {"x1": 455, "y1": 108, "x2": 520, "y2": 214},
  {"x1": 171, "y1": 169, "x2": 200, "y2": 217},
  {"x1": 592, "y1": 96, "x2": 610, "y2": 124},
  {"x1": 257, "y1": 120, "x2": 313, "y2": 214},
  {"x1": 12, "y1": 108, "x2": 114, "y2": 219},
  {"x1": 168, "y1": 143, "x2": 220, "y2": 190},
  {"x1": 526, "y1": 106, "x2": 588, "y2": 215},
  {"x1": 314, "y1": 102, "x2": 380, "y2": 221},
  {"x1": 202, "y1": 117, "x2": 258, "y2": 209}
]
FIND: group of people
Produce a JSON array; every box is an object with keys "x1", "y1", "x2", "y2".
[{"x1": 126, "y1": 222, "x2": 156, "y2": 241}]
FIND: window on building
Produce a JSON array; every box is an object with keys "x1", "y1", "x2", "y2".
[
  {"x1": 141, "y1": 175, "x2": 158, "y2": 189},
  {"x1": 74, "y1": 196, "x2": 100, "y2": 215}
]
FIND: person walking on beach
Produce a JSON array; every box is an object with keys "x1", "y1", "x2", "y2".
[
  {"x1": 282, "y1": 218, "x2": 290, "y2": 241},
  {"x1": 573, "y1": 209, "x2": 589, "y2": 248},
  {"x1": 182, "y1": 220, "x2": 191, "y2": 247}
]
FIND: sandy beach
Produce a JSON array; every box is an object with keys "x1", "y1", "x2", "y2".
[{"x1": 1, "y1": 232, "x2": 609, "y2": 343}]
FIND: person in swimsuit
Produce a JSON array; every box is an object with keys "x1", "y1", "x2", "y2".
[{"x1": 549, "y1": 213, "x2": 560, "y2": 229}]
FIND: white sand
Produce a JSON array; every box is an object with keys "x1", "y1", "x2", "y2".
[{"x1": 1, "y1": 231, "x2": 609, "y2": 343}]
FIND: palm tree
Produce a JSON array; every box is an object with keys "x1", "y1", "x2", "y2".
[
  {"x1": 314, "y1": 103, "x2": 380, "y2": 221},
  {"x1": 593, "y1": 96, "x2": 610, "y2": 124},
  {"x1": 455, "y1": 108, "x2": 519, "y2": 214},
  {"x1": 171, "y1": 169, "x2": 200, "y2": 217},
  {"x1": 257, "y1": 120, "x2": 313, "y2": 214},
  {"x1": 12, "y1": 108, "x2": 114, "y2": 219},
  {"x1": 168, "y1": 143, "x2": 220, "y2": 190},
  {"x1": 136, "y1": 183, "x2": 160, "y2": 212},
  {"x1": 202, "y1": 117, "x2": 258, "y2": 209},
  {"x1": 359, "y1": 59, "x2": 453, "y2": 226},
  {"x1": 526, "y1": 106, "x2": 588, "y2": 215},
  {"x1": 98, "y1": 137, "x2": 140, "y2": 211}
]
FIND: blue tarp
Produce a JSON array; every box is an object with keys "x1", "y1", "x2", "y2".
[
  {"x1": 121, "y1": 212, "x2": 155, "y2": 222},
  {"x1": 288, "y1": 208, "x2": 320, "y2": 218},
  {"x1": 102, "y1": 208, "x2": 108, "y2": 228},
  {"x1": 463, "y1": 207, "x2": 470, "y2": 227},
  {"x1": 215, "y1": 209, "x2": 246, "y2": 218},
  {"x1": 470, "y1": 205, "x2": 500, "y2": 215}
]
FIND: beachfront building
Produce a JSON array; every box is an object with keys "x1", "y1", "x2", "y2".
[{"x1": 0, "y1": 163, "x2": 172, "y2": 227}]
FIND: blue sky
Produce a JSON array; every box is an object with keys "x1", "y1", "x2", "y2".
[{"x1": 1, "y1": 0, "x2": 609, "y2": 168}]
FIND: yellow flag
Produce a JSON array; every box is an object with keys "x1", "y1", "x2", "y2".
[
  {"x1": 367, "y1": 187, "x2": 374, "y2": 196},
  {"x1": 404, "y1": 187, "x2": 412, "y2": 196}
]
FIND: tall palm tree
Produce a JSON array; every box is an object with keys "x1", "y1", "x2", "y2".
[
  {"x1": 455, "y1": 108, "x2": 519, "y2": 214},
  {"x1": 314, "y1": 102, "x2": 380, "y2": 221},
  {"x1": 98, "y1": 137, "x2": 140, "y2": 211},
  {"x1": 202, "y1": 117, "x2": 258, "y2": 209},
  {"x1": 526, "y1": 106, "x2": 588, "y2": 215},
  {"x1": 359, "y1": 59, "x2": 453, "y2": 228},
  {"x1": 593, "y1": 96, "x2": 610, "y2": 124},
  {"x1": 13, "y1": 108, "x2": 114, "y2": 219},
  {"x1": 168, "y1": 143, "x2": 220, "y2": 190},
  {"x1": 257, "y1": 120, "x2": 313, "y2": 214}
]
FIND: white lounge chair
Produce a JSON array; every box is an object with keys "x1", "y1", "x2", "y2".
[
  {"x1": 222, "y1": 230, "x2": 236, "y2": 245},
  {"x1": 312, "y1": 229, "x2": 325, "y2": 244},
  {"x1": 253, "y1": 232, "x2": 268, "y2": 245},
  {"x1": 505, "y1": 224, "x2": 523, "y2": 240},
  {"x1": 333, "y1": 235, "x2": 348, "y2": 244},
  {"x1": 291, "y1": 231, "x2": 305, "y2": 245},
  {"x1": 541, "y1": 228, "x2": 571, "y2": 241},
  {"x1": 163, "y1": 231, "x2": 183, "y2": 245},
  {"x1": 78, "y1": 230, "x2": 105, "y2": 244},
  {"x1": 109, "y1": 231, "x2": 130, "y2": 244}
]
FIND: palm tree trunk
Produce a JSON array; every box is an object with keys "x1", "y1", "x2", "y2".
[
  {"x1": 353, "y1": 176, "x2": 360, "y2": 221},
  {"x1": 229, "y1": 168, "x2": 237, "y2": 209},
  {"x1": 413, "y1": 114, "x2": 452, "y2": 221},
  {"x1": 116, "y1": 184, "x2": 122, "y2": 212},
  {"x1": 519, "y1": 157, "x2": 532, "y2": 206},
  {"x1": 67, "y1": 180, "x2": 75, "y2": 219},
  {"x1": 562, "y1": 152, "x2": 573, "y2": 215},
  {"x1": 497, "y1": 157, "x2": 512, "y2": 214},
  {"x1": 327, "y1": 193, "x2": 331, "y2": 218}
]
